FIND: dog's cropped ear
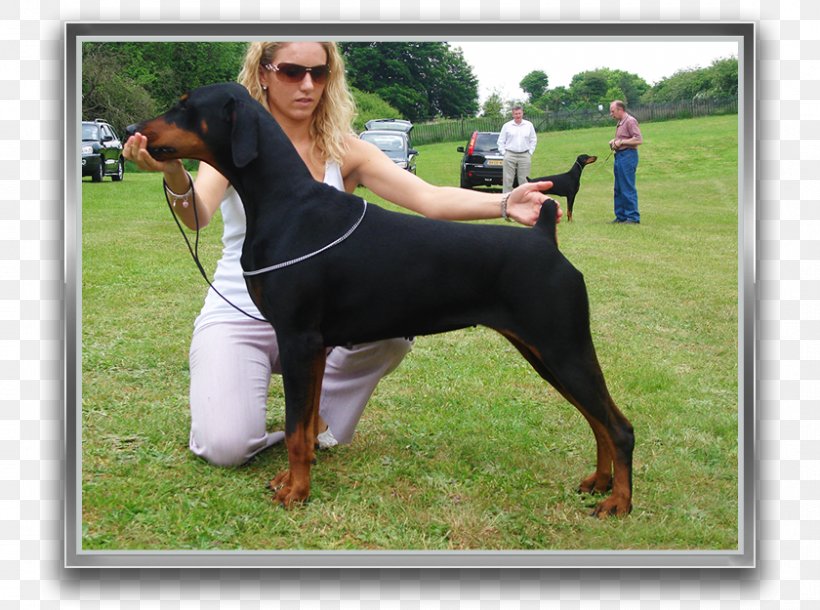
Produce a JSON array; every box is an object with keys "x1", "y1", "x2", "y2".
[{"x1": 226, "y1": 98, "x2": 259, "y2": 168}]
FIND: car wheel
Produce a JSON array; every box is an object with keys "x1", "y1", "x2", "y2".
[
  {"x1": 460, "y1": 171, "x2": 472, "y2": 189},
  {"x1": 112, "y1": 157, "x2": 124, "y2": 181},
  {"x1": 91, "y1": 158, "x2": 104, "y2": 182}
]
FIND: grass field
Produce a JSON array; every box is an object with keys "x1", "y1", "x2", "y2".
[{"x1": 80, "y1": 114, "x2": 739, "y2": 551}]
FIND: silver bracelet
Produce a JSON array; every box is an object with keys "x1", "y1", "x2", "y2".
[
  {"x1": 164, "y1": 171, "x2": 193, "y2": 208},
  {"x1": 500, "y1": 192, "x2": 512, "y2": 222}
]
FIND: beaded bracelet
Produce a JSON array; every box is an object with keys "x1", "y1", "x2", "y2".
[{"x1": 164, "y1": 172, "x2": 193, "y2": 208}]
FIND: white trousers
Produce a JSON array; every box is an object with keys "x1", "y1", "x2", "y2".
[{"x1": 188, "y1": 319, "x2": 412, "y2": 466}]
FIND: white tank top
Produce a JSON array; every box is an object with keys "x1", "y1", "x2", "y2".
[{"x1": 194, "y1": 162, "x2": 345, "y2": 329}]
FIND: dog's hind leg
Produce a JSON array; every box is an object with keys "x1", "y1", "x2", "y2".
[
  {"x1": 269, "y1": 331, "x2": 326, "y2": 508},
  {"x1": 501, "y1": 331, "x2": 633, "y2": 517},
  {"x1": 552, "y1": 358, "x2": 633, "y2": 517}
]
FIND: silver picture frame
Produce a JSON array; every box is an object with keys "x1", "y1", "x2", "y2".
[{"x1": 65, "y1": 21, "x2": 755, "y2": 568}]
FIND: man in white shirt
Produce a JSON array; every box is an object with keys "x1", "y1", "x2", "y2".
[{"x1": 497, "y1": 106, "x2": 538, "y2": 193}]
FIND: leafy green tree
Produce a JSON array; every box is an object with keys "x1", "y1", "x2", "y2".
[
  {"x1": 540, "y1": 86, "x2": 573, "y2": 112},
  {"x1": 82, "y1": 42, "x2": 247, "y2": 131},
  {"x1": 643, "y1": 68, "x2": 709, "y2": 102},
  {"x1": 519, "y1": 70, "x2": 549, "y2": 102},
  {"x1": 373, "y1": 83, "x2": 429, "y2": 122},
  {"x1": 604, "y1": 86, "x2": 626, "y2": 106},
  {"x1": 568, "y1": 68, "x2": 649, "y2": 108},
  {"x1": 349, "y1": 87, "x2": 403, "y2": 132},
  {"x1": 609, "y1": 70, "x2": 650, "y2": 106},
  {"x1": 705, "y1": 57, "x2": 739, "y2": 98},
  {"x1": 340, "y1": 42, "x2": 479, "y2": 121},
  {"x1": 82, "y1": 43, "x2": 157, "y2": 134},
  {"x1": 570, "y1": 70, "x2": 610, "y2": 105},
  {"x1": 642, "y1": 57, "x2": 737, "y2": 103},
  {"x1": 118, "y1": 42, "x2": 247, "y2": 110},
  {"x1": 480, "y1": 89, "x2": 505, "y2": 118},
  {"x1": 429, "y1": 45, "x2": 480, "y2": 118}
]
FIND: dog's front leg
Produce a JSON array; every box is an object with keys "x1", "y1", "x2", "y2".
[{"x1": 270, "y1": 331, "x2": 326, "y2": 508}]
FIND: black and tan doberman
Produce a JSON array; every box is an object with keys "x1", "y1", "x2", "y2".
[
  {"x1": 127, "y1": 83, "x2": 634, "y2": 518},
  {"x1": 528, "y1": 154, "x2": 598, "y2": 222}
]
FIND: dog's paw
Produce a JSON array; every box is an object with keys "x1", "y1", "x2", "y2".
[
  {"x1": 269, "y1": 469, "x2": 291, "y2": 492},
  {"x1": 590, "y1": 495, "x2": 632, "y2": 519},
  {"x1": 269, "y1": 470, "x2": 310, "y2": 508},
  {"x1": 578, "y1": 472, "x2": 613, "y2": 495},
  {"x1": 274, "y1": 485, "x2": 310, "y2": 508}
]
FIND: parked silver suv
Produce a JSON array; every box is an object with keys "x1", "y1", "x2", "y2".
[{"x1": 359, "y1": 119, "x2": 418, "y2": 174}]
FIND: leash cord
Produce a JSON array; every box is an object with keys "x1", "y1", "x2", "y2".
[
  {"x1": 579, "y1": 150, "x2": 614, "y2": 176},
  {"x1": 163, "y1": 174, "x2": 269, "y2": 323},
  {"x1": 243, "y1": 198, "x2": 368, "y2": 276}
]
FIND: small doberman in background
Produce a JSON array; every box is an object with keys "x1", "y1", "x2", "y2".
[
  {"x1": 127, "y1": 83, "x2": 633, "y2": 518},
  {"x1": 528, "y1": 154, "x2": 597, "y2": 222}
]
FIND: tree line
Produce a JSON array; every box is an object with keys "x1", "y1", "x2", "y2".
[
  {"x1": 81, "y1": 41, "x2": 737, "y2": 135},
  {"x1": 503, "y1": 57, "x2": 738, "y2": 120}
]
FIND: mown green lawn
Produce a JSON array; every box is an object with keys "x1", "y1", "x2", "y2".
[{"x1": 81, "y1": 114, "x2": 739, "y2": 551}]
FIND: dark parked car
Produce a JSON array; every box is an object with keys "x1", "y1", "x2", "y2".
[
  {"x1": 360, "y1": 118, "x2": 418, "y2": 173},
  {"x1": 457, "y1": 131, "x2": 515, "y2": 189},
  {"x1": 82, "y1": 119, "x2": 125, "y2": 182}
]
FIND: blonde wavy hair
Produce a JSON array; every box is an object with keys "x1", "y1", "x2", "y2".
[{"x1": 237, "y1": 41, "x2": 357, "y2": 165}]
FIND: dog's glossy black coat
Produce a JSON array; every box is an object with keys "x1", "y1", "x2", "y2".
[
  {"x1": 528, "y1": 154, "x2": 597, "y2": 221},
  {"x1": 129, "y1": 83, "x2": 633, "y2": 517}
]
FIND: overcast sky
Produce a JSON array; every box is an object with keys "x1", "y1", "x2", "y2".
[{"x1": 452, "y1": 40, "x2": 740, "y2": 105}]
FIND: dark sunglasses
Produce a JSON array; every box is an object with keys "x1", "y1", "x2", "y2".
[{"x1": 262, "y1": 62, "x2": 331, "y2": 85}]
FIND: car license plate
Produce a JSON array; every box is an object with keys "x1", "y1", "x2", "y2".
[{"x1": 487, "y1": 160, "x2": 503, "y2": 166}]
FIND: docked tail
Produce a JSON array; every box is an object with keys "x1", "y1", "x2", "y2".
[{"x1": 535, "y1": 198, "x2": 560, "y2": 246}]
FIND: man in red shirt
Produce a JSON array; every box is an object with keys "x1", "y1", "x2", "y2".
[{"x1": 609, "y1": 100, "x2": 643, "y2": 224}]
